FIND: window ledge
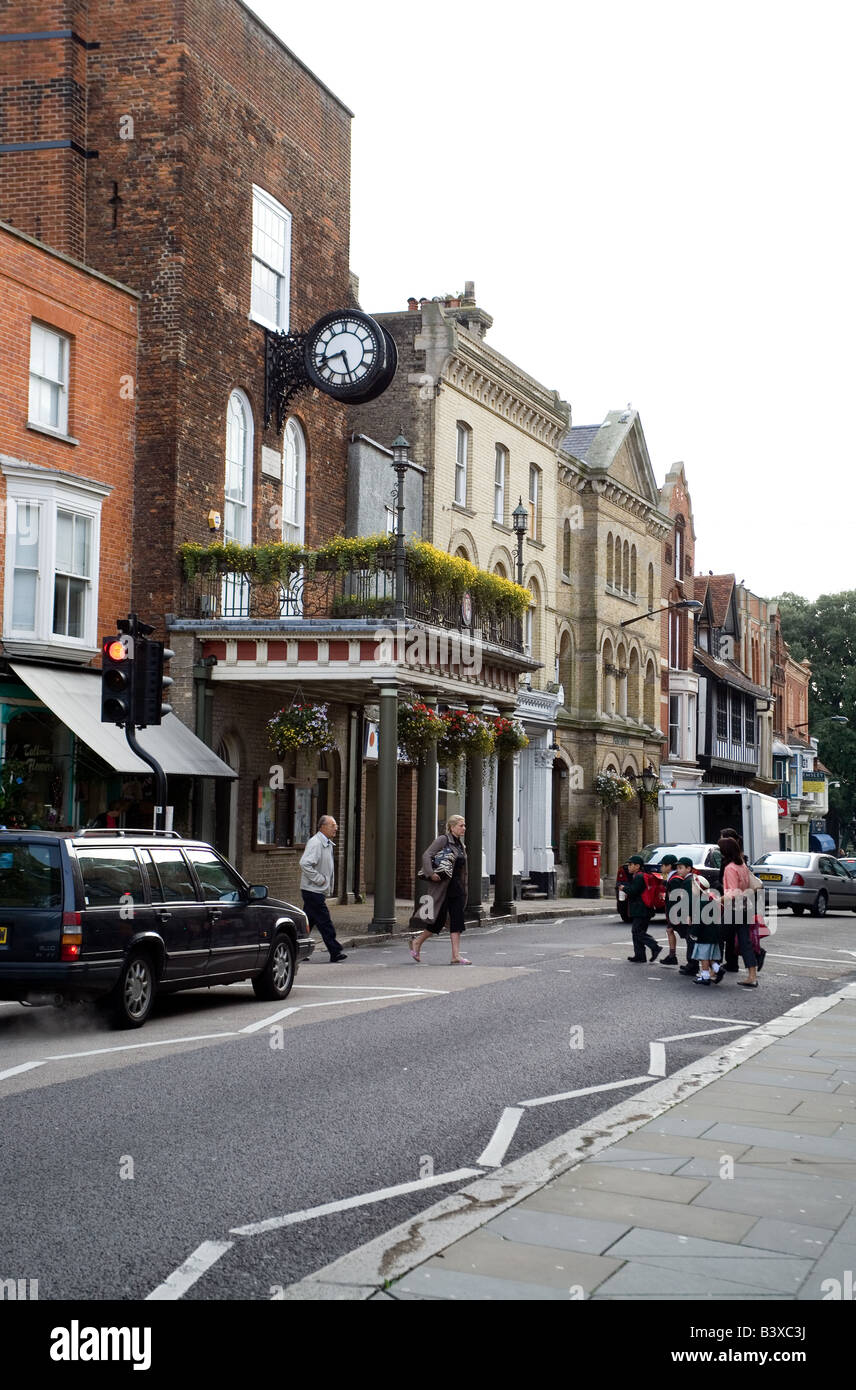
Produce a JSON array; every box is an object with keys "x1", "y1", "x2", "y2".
[
  {"x1": 605, "y1": 586, "x2": 640, "y2": 605},
  {"x1": 26, "y1": 422, "x2": 79, "y2": 446},
  {"x1": 249, "y1": 311, "x2": 289, "y2": 335},
  {"x1": 1, "y1": 638, "x2": 98, "y2": 664},
  {"x1": 452, "y1": 503, "x2": 475, "y2": 518},
  {"x1": 491, "y1": 520, "x2": 512, "y2": 534},
  {"x1": 561, "y1": 572, "x2": 571, "y2": 585},
  {"x1": 527, "y1": 537, "x2": 545, "y2": 550}
]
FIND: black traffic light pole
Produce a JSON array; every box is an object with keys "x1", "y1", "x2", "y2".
[{"x1": 119, "y1": 613, "x2": 168, "y2": 832}]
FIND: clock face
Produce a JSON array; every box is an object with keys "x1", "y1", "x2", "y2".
[{"x1": 304, "y1": 311, "x2": 387, "y2": 400}]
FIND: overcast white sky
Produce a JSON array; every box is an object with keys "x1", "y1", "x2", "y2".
[{"x1": 252, "y1": 0, "x2": 854, "y2": 602}]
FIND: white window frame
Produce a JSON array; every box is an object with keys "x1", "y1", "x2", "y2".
[
  {"x1": 28, "y1": 322, "x2": 70, "y2": 435},
  {"x1": 224, "y1": 390, "x2": 254, "y2": 545},
  {"x1": 529, "y1": 464, "x2": 541, "y2": 542},
  {"x1": 282, "y1": 417, "x2": 306, "y2": 546},
  {"x1": 668, "y1": 694, "x2": 681, "y2": 757},
  {"x1": 250, "y1": 186, "x2": 292, "y2": 333},
  {"x1": 674, "y1": 524, "x2": 682, "y2": 580},
  {"x1": 494, "y1": 445, "x2": 507, "y2": 523},
  {"x1": 455, "y1": 424, "x2": 469, "y2": 507},
  {"x1": 2, "y1": 461, "x2": 109, "y2": 652}
]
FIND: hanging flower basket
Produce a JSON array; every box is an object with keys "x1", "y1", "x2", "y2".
[
  {"x1": 397, "y1": 702, "x2": 445, "y2": 764},
  {"x1": 437, "y1": 709, "x2": 496, "y2": 764},
  {"x1": 267, "y1": 703, "x2": 336, "y2": 756},
  {"x1": 491, "y1": 716, "x2": 529, "y2": 760},
  {"x1": 595, "y1": 770, "x2": 634, "y2": 809}
]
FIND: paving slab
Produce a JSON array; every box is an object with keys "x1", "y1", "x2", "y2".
[
  {"x1": 591, "y1": 1263, "x2": 767, "y2": 1299},
  {"x1": 671, "y1": 1106, "x2": 841, "y2": 1135},
  {"x1": 738, "y1": 1146, "x2": 856, "y2": 1180},
  {"x1": 690, "y1": 1177, "x2": 853, "y2": 1228},
  {"x1": 597, "y1": 1132, "x2": 752, "y2": 1162},
  {"x1": 740, "y1": 1217, "x2": 836, "y2": 1256},
  {"x1": 790, "y1": 1097, "x2": 856, "y2": 1120},
  {"x1": 639, "y1": 1114, "x2": 720, "y2": 1138},
  {"x1": 604, "y1": 1228, "x2": 782, "y2": 1261},
  {"x1": 688, "y1": 1086, "x2": 800, "y2": 1115},
  {"x1": 701, "y1": 1122, "x2": 856, "y2": 1161},
  {"x1": 721, "y1": 1068, "x2": 842, "y2": 1092},
  {"x1": 616, "y1": 1250, "x2": 812, "y2": 1295},
  {"x1": 525, "y1": 1185, "x2": 757, "y2": 1242},
  {"x1": 585, "y1": 1154, "x2": 690, "y2": 1174},
  {"x1": 393, "y1": 1268, "x2": 577, "y2": 1301},
  {"x1": 748, "y1": 1053, "x2": 845, "y2": 1075},
  {"x1": 485, "y1": 1208, "x2": 631, "y2": 1255},
  {"x1": 423, "y1": 1230, "x2": 622, "y2": 1294},
  {"x1": 562, "y1": 1164, "x2": 710, "y2": 1203}
]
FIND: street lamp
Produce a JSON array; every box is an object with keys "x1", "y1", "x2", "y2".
[
  {"x1": 792, "y1": 716, "x2": 848, "y2": 730},
  {"x1": 512, "y1": 497, "x2": 528, "y2": 587},
  {"x1": 391, "y1": 433, "x2": 409, "y2": 621},
  {"x1": 620, "y1": 598, "x2": 702, "y2": 629},
  {"x1": 627, "y1": 762, "x2": 659, "y2": 820}
]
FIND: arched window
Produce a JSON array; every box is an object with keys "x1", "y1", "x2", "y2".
[
  {"x1": 647, "y1": 562, "x2": 654, "y2": 612},
  {"x1": 630, "y1": 545, "x2": 637, "y2": 596},
  {"x1": 455, "y1": 423, "x2": 470, "y2": 507},
  {"x1": 628, "y1": 649, "x2": 640, "y2": 720},
  {"x1": 606, "y1": 532, "x2": 614, "y2": 587},
  {"x1": 602, "y1": 639, "x2": 615, "y2": 715},
  {"x1": 616, "y1": 642, "x2": 628, "y2": 715},
  {"x1": 528, "y1": 464, "x2": 541, "y2": 541},
  {"x1": 455, "y1": 545, "x2": 470, "y2": 562},
  {"x1": 224, "y1": 390, "x2": 253, "y2": 544},
  {"x1": 562, "y1": 520, "x2": 571, "y2": 576},
  {"x1": 614, "y1": 535, "x2": 622, "y2": 592},
  {"x1": 644, "y1": 659, "x2": 657, "y2": 726},
  {"x1": 282, "y1": 417, "x2": 306, "y2": 544},
  {"x1": 493, "y1": 561, "x2": 508, "y2": 580},
  {"x1": 622, "y1": 540, "x2": 630, "y2": 594},
  {"x1": 674, "y1": 522, "x2": 683, "y2": 580},
  {"x1": 558, "y1": 630, "x2": 572, "y2": 704},
  {"x1": 526, "y1": 577, "x2": 542, "y2": 667},
  {"x1": 494, "y1": 445, "x2": 508, "y2": 524}
]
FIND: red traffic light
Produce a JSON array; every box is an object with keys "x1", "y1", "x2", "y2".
[{"x1": 106, "y1": 639, "x2": 126, "y2": 662}]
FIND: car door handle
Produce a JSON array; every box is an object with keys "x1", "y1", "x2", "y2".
[
  {"x1": 208, "y1": 908, "x2": 222, "y2": 921},
  {"x1": 157, "y1": 910, "x2": 172, "y2": 923}
]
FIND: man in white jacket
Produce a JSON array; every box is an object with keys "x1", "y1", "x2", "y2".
[{"x1": 299, "y1": 815, "x2": 347, "y2": 962}]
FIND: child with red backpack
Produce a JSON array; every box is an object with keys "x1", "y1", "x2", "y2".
[{"x1": 625, "y1": 855, "x2": 662, "y2": 963}]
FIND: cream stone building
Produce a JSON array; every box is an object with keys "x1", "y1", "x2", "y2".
[
  {"x1": 555, "y1": 410, "x2": 670, "y2": 886},
  {"x1": 350, "y1": 286, "x2": 569, "y2": 898}
]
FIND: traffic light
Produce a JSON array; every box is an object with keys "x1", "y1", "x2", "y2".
[
  {"x1": 101, "y1": 634, "x2": 134, "y2": 725},
  {"x1": 134, "y1": 639, "x2": 174, "y2": 727}
]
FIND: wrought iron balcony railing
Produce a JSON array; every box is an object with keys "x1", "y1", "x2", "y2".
[{"x1": 179, "y1": 554, "x2": 525, "y2": 654}]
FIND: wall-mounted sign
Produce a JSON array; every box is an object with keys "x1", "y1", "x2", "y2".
[
  {"x1": 777, "y1": 798, "x2": 789, "y2": 817},
  {"x1": 802, "y1": 777, "x2": 827, "y2": 793}
]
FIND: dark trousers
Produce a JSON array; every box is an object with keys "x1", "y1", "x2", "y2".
[
  {"x1": 631, "y1": 915, "x2": 658, "y2": 959},
  {"x1": 735, "y1": 922, "x2": 758, "y2": 970},
  {"x1": 302, "y1": 891, "x2": 342, "y2": 959}
]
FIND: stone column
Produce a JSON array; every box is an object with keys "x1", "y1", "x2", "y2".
[
  {"x1": 415, "y1": 695, "x2": 438, "y2": 907},
  {"x1": 465, "y1": 709, "x2": 485, "y2": 918},
  {"x1": 605, "y1": 808, "x2": 619, "y2": 881},
  {"x1": 492, "y1": 752, "x2": 515, "y2": 915},
  {"x1": 370, "y1": 683, "x2": 399, "y2": 933}
]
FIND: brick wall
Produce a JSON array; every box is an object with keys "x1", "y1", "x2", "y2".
[{"x1": 0, "y1": 223, "x2": 138, "y2": 653}]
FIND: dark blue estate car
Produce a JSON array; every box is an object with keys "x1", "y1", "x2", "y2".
[{"x1": 0, "y1": 829, "x2": 313, "y2": 1028}]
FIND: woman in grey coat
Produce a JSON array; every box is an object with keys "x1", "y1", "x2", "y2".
[{"x1": 409, "y1": 815, "x2": 471, "y2": 964}]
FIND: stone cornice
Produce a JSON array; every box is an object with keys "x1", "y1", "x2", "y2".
[
  {"x1": 443, "y1": 336, "x2": 569, "y2": 449},
  {"x1": 571, "y1": 467, "x2": 671, "y2": 538}
]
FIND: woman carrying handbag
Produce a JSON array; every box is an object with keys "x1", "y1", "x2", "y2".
[
  {"x1": 408, "y1": 816, "x2": 472, "y2": 964},
  {"x1": 719, "y1": 837, "x2": 762, "y2": 988}
]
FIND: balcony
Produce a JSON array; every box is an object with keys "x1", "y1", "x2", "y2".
[{"x1": 176, "y1": 540, "x2": 527, "y2": 656}]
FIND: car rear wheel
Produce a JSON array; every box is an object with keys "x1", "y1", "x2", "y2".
[
  {"x1": 810, "y1": 892, "x2": 828, "y2": 919},
  {"x1": 791, "y1": 905, "x2": 805, "y2": 916},
  {"x1": 252, "y1": 933, "x2": 295, "y2": 1001},
  {"x1": 110, "y1": 952, "x2": 156, "y2": 1029}
]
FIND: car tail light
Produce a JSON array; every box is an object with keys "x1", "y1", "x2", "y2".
[
  {"x1": 61, "y1": 912, "x2": 82, "y2": 961},
  {"x1": 792, "y1": 873, "x2": 804, "y2": 886}
]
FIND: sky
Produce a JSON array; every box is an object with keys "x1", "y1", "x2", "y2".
[{"x1": 251, "y1": 0, "x2": 855, "y2": 602}]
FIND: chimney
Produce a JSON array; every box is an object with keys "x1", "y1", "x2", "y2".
[
  {"x1": 407, "y1": 297, "x2": 419, "y2": 312},
  {"x1": 462, "y1": 281, "x2": 476, "y2": 305}
]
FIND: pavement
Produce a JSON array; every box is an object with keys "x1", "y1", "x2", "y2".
[
  {"x1": 284, "y1": 981, "x2": 856, "y2": 1300},
  {"x1": 313, "y1": 895, "x2": 616, "y2": 951}
]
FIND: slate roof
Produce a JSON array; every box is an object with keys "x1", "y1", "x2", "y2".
[
  {"x1": 561, "y1": 424, "x2": 602, "y2": 462},
  {"x1": 706, "y1": 575, "x2": 736, "y2": 629},
  {"x1": 694, "y1": 648, "x2": 769, "y2": 699}
]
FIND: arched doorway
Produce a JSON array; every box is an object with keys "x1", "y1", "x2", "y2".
[{"x1": 215, "y1": 735, "x2": 240, "y2": 864}]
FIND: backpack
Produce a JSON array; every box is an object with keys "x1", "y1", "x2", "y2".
[{"x1": 641, "y1": 872, "x2": 666, "y2": 912}]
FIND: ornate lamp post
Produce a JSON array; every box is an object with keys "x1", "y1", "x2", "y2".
[
  {"x1": 391, "y1": 434, "x2": 409, "y2": 621},
  {"x1": 627, "y1": 762, "x2": 659, "y2": 820},
  {"x1": 512, "y1": 496, "x2": 528, "y2": 587},
  {"x1": 620, "y1": 597, "x2": 702, "y2": 629}
]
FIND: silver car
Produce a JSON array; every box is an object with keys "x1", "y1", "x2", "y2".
[{"x1": 751, "y1": 852, "x2": 856, "y2": 917}]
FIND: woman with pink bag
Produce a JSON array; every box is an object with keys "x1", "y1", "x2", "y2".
[{"x1": 719, "y1": 837, "x2": 766, "y2": 988}]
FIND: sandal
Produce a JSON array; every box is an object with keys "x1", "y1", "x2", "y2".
[
  {"x1": 739, "y1": 980, "x2": 758, "y2": 988},
  {"x1": 451, "y1": 956, "x2": 472, "y2": 965},
  {"x1": 409, "y1": 949, "x2": 421, "y2": 963}
]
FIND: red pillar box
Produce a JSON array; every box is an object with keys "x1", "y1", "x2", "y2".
[{"x1": 575, "y1": 840, "x2": 602, "y2": 899}]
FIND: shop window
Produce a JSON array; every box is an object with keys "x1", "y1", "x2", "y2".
[{"x1": 254, "y1": 781, "x2": 313, "y2": 849}]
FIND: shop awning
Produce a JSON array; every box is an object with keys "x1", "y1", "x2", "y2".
[
  {"x1": 10, "y1": 662, "x2": 236, "y2": 778},
  {"x1": 773, "y1": 739, "x2": 792, "y2": 757}
]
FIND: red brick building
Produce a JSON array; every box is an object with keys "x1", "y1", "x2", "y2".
[{"x1": 658, "y1": 464, "x2": 700, "y2": 788}]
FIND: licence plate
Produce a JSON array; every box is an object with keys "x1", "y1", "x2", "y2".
[
  {"x1": 759, "y1": 873, "x2": 782, "y2": 882},
  {"x1": 0, "y1": 926, "x2": 7, "y2": 945}
]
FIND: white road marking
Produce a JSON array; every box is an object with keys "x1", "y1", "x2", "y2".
[
  {"x1": 45, "y1": 1031, "x2": 238, "y2": 1060},
  {"x1": 518, "y1": 1075, "x2": 652, "y2": 1108},
  {"x1": 648, "y1": 1042, "x2": 667, "y2": 1076},
  {"x1": 767, "y1": 954, "x2": 856, "y2": 966},
  {"x1": 229, "y1": 1169, "x2": 483, "y2": 1237},
  {"x1": 689, "y1": 1015, "x2": 757, "y2": 1026},
  {"x1": 657, "y1": 1024, "x2": 753, "y2": 1042},
  {"x1": 146, "y1": 1240, "x2": 234, "y2": 1300},
  {"x1": 240, "y1": 1007, "x2": 301, "y2": 1034},
  {"x1": 0, "y1": 1059, "x2": 47, "y2": 1082},
  {"x1": 293, "y1": 983, "x2": 447, "y2": 994},
  {"x1": 476, "y1": 1107, "x2": 525, "y2": 1167}
]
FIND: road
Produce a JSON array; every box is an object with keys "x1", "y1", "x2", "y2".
[{"x1": 1, "y1": 908, "x2": 854, "y2": 1300}]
